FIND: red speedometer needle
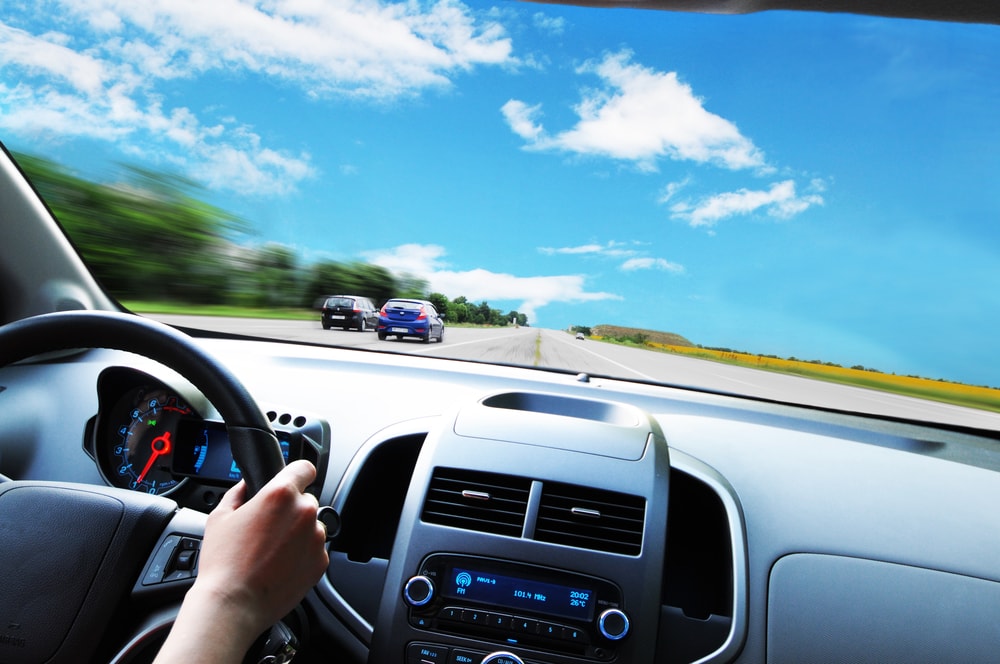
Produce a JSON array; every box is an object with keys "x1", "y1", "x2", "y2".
[{"x1": 137, "y1": 432, "x2": 172, "y2": 485}]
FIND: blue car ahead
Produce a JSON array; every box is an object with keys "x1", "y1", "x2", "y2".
[{"x1": 377, "y1": 299, "x2": 445, "y2": 343}]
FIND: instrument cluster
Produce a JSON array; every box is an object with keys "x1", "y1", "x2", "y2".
[{"x1": 83, "y1": 366, "x2": 330, "y2": 509}]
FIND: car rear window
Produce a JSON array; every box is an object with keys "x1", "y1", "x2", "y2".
[
  {"x1": 326, "y1": 297, "x2": 354, "y2": 307},
  {"x1": 387, "y1": 301, "x2": 422, "y2": 310}
]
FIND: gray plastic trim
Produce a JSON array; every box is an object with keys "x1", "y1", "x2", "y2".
[
  {"x1": 667, "y1": 448, "x2": 749, "y2": 664},
  {"x1": 316, "y1": 417, "x2": 441, "y2": 645}
]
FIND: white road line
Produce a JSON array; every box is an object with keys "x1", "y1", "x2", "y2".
[
  {"x1": 408, "y1": 328, "x2": 535, "y2": 353},
  {"x1": 544, "y1": 331, "x2": 659, "y2": 381}
]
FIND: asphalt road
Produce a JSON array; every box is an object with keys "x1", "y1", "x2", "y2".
[{"x1": 151, "y1": 315, "x2": 1000, "y2": 431}]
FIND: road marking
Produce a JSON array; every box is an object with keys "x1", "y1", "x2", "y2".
[
  {"x1": 545, "y1": 331, "x2": 658, "y2": 381},
  {"x1": 410, "y1": 328, "x2": 536, "y2": 352}
]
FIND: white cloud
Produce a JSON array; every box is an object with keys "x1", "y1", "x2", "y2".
[
  {"x1": 532, "y1": 12, "x2": 566, "y2": 35},
  {"x1": 539, "y1": 241, "x2": 684, "y2": 278},
  {"x1": 538, "y1": 241, "x2": 636, "y2": 258},
  {"x1": 657, "y1": 177, "x2": 690, "y2": 204},
  {"x1": 365, "y1": 243, "x2": 619, "y2": 323},
  {"x1": 0, "y1": 24, "x2": 107, "y2": 95},
  {"x1": 57, "y1": 0, "x2": 515, "y2": 95},
  {"x1": 620, "y1": 257, "x2": 684, "y2": 273},
  {"x1": 502, "y1": 50, "x2": 766, "y2": 172},
  {"x1": 365, "y1": 243, "x2": 450, "y2": 276},
  {"x1": 501, "y1": 99, "x2": 544, "y2": 142},
  {"x1": 669, "y1": 179, "x2": 824, "y2": 227},
  {"x1": 0, "y1": 0, "x2": 514, "y2": 193}
]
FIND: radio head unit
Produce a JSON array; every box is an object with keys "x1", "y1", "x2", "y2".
[{"x1": 403, "y1": 554, "x2": 629, "y2": 660}]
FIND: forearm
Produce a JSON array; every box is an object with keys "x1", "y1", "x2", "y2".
[{"x1": 153, "y1": 583, "x2": 260, "y2": 664}]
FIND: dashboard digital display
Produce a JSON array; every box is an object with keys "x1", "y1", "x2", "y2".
[
  {"x1": 443, "y1": 566, "x2": 595, "y2": 622},
  {"x1": 172, "y1": 420, "x2": 289, "y2": 482}
]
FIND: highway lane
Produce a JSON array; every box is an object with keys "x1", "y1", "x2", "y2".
[{"x1": 149, "y1": 314, "x2": 1000, "y2": 431}]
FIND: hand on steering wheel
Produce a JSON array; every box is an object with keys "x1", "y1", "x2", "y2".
[{"x1": 154, "y1": 459, "x2": 329, "y2": 663}]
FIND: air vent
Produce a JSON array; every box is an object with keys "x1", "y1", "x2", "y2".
[
  {"x1": 536, "y1": 482, "x2": 645, "y2": 555},
  {"x1": 422, "y1": 468, "x2": 531, "y2": 537}
]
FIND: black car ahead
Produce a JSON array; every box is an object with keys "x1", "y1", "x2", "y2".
[
  {"x1": 377, "y1": 298, "x2": 445, "y2": 343},
  {"x1": 320, "y1": 295, "x2": 379, "y2": 331}
]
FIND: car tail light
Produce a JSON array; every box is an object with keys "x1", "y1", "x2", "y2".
[
  {"x1": 380, "y1": 305, "x2": 387, "y2": 315},
  {"x1": 416, "y1": 307, "x2": 427, "y2": 320}
]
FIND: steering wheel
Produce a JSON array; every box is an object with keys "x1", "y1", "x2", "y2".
[{"x1": 0, "y1": 310, "x2": 285, "y2": 664}]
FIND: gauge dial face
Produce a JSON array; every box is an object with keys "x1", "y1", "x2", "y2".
[{"x1": 106, "y1": 387, "x2": 192, "y2": 495}]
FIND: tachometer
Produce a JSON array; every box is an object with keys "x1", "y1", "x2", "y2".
[{"x1": 107, "y1": 387, "x2": 192, "y2": 495}]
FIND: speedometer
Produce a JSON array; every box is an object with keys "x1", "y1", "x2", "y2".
[{"x1": 104, "y1": 386, "x2": 192, "y2": 495}]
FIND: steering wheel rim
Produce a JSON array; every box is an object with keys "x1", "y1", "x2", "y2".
[{"x1": 0, "y1": 309, "x2": 285, "y2": 494}]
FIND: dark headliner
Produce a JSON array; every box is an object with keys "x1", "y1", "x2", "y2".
[{"x1": 525, "y1": 0, "x2": 1000, "y2": 25}]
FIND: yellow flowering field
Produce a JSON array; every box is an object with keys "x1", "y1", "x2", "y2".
[{"x1": 644, "y1": 343, "x2": 1000, "y2": 413}]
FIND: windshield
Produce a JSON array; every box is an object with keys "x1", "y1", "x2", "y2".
[{"x1": 2, "y1": 1, "x2": 997, "y2": 421}]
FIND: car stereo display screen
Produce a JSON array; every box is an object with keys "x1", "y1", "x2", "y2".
[{"x1": 444, "y1": 567, "x2": 595, "y2": 622}]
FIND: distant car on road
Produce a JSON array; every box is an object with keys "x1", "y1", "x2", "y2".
[
  {"x1": 575, "y1": 332, "x2": 585, "y2": 340},
  {"x1": 378, "y1": 299, "x2": 444, "y2": 343},
  {"x1": 321, "y1": 295, "x2": 379, "y2": 331}
]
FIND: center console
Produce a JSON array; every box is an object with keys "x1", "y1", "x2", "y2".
[{"x1": 366, "y1": 391, "x2": 672, "y2": 664}]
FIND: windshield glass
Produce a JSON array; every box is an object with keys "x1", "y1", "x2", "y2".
[{"x1": 2, "y1": 1, "x2": 997, "y2": 421}]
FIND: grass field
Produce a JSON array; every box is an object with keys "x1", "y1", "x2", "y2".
[
  {"x1": 592, "y1": 332, "x2": 1000, "y2": 414},
  {"x1": 123, "y1": 300, "x2": 316, "y2": 320}
]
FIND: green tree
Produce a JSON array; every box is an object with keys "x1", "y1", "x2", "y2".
[
  {"x1": 16, "y1": 153, "x2": 243, "y2": 304},
  {"x1": 447, "y1": 301, "x2": 469, "y2": 323},
  {"x1": 508, "y1": 311, "x2": 529, "y2": 327},
  {"x1": 305, "y1": 260, "x2": 359, "y2": 307},
  {"x1": 353, "y1": 262, "x2": 397, "y2": 305},
  {"x1": 427, "y1": 292, "x2": 450, "y2": 316},
  {"x1": 476, "y1": 301, "x2": 492, "y2": 325},
  {"x1": 237, "y1": 243, "x2": 301, "y2": 307},
  {"x1": 395, "y1": 273, "x2": 429, "y2": 299}
]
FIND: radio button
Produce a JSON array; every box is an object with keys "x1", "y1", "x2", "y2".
[
  {"x1": 439, "y1": 607, "x2": 464, "y2": 622},
  {"x1": 462, "y1": 610, "x2": 490, "y2": 625},
  {"x1": 486, "y1": 612, "x2": 512, "y2": 629},
  {"x1": 407, "y1": 643, "x2": 449, "y2": 664},
  {"x1": 560, "y1": 627, "x2": 590, "y2": 644},
  {"x1": 537, "y1": 622, "x2": 560, "y2": 639},
  {"x1": 449, "y1": 649, "x2": 482, "y2": 664},
  {"x1": 511, "y1": 618, "x2": 539, "y2": 635}
]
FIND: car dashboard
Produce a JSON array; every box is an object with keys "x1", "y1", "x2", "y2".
[{"x1": 3, "y1": 333, "x2": 1000, "y2": 664}]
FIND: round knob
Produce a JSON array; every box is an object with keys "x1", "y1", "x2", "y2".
[
  {"x1": 481, "y1": 652, "x2": 524, "y2": 664},
  {"x1": 317, "y1": 506, "x2": 341, "y2": 541},
  {"x1": 402, "y1": 575, "x2": 435, "y2": 607},
  {"x1": 598, "y1": 608, "x2": 630, "y2": 641}
]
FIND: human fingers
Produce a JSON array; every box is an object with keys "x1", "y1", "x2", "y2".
[
  {"x1": 272, "y1": 459, "x2": 317, "y2": 495},
  {"x1": 214, "y1": 479, "x2": 248, "y2": 514}
]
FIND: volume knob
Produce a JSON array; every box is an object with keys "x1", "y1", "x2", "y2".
[
  {"x1": 403, "y1": 575, "x2": 435, "y2": 607},
  {"x1": 598, "y1": 608, "x2": 630, "y2": 641},
  {"x1": 481, "y1": 652, "x2": 524, "y2": 664}
]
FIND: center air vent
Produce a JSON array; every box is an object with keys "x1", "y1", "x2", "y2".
[
  {"x1": 422, "y1": 468, "x2": 531, "y2": 537},
  {"x1": 536, "y1": 482, "x2": 645, "y2": 555}
]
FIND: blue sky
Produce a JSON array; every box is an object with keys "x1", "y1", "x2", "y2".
[{"x1": 1, "y1": 1, "x2": 998, "y2": 386}]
